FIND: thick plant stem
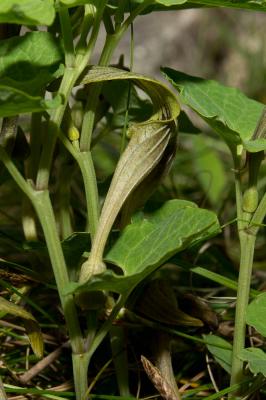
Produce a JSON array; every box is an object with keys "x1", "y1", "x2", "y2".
[
  {"x1": 56, "y1": 130, "x2": 99, "y2": 238},
  {"x1": 72, "y1": 352, "x2": 91, "y2": 400},
  {"x1": 32, "y1": 190, "x2": 84, "y2": 354},
  {"x1": 230, "y1": 231, "x2": 256, "y2": 393},
  {"x1": 58, "y1": 6, "x2": 75, "y2": 68},
  {"x1": 36, "y1": 68, "x2": 78, "y2": 190},
  {"x1": 0, "y1": 147, "x2": 90, "y2": 399},
  {"x1": 36, "y1": 4, "x2": 77, "y2": 190},
  {"x1": 32, "y1": 191, "x2": 91, "y2": 400},
  {"x1": 0, "y1": 148, "x2": 88, "y2": 398}
]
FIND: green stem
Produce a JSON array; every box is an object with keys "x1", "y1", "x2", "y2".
[
  {"x1": 31, "y1": 190, "x2": 83, "y2": 353},
  {"x1": 75, "y1": 1, "x2": 108, "y2": 69},
  {"x1": 76, "y1": 4, "x2": 95, "y2": 51},
  {"x1": 36, "y1": 68, "x2": 78, "y2": 190},
  {"x1": 72, "y1": 352, "x2": 91, "y2": 400},
  {"x1": 36, "y1": 0, "x2": 80, "y2": 190},
  {"x1": 0, "y1": 148, "x2": 83, "y2": 350},
  {"x1": 76, "y1": 151, "x2": 99, "y2": 238},
  {"x1": 57, "y1": 160, "x2": 74, "y2": 239},
  {"x1": 0, "y1": 141, "x2": 89, "y2": 400},
  {"x1": 229, "y1": 151, "x2": 258, "y2": 395},
  {"x1": 79, "y1": 32, "x2": 120, "y2": 152},
  {"x1": 230, "y1": 231, "x2": 256, "y2": 391},
  {"x1": 232, "y1": 151, "x2": 244, "y2": 232},
  {"x1": 58, "y1": 6, "x2": 75, "y2": 68},
  {"x1": 0, "y1": 147, "x2": 34, "y2": 200},
  {"x1": 57, "y1": 129, "x2": 99, "y2": 238},
  {"x1": 36, "y1": 0, "x2": 101, "y2": 191}
]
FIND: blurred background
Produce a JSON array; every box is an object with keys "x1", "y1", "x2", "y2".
[{"x1": 94, "y1": 8, "x2": 266, "y2": 102}]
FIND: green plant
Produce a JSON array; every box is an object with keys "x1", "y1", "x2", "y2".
[{"x1": 0, "y1": 1, "x2": 266, "y2": 400}]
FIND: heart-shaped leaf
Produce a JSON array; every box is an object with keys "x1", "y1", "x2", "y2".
[
  {"x1": 67, "y1": 200, "x2": 220, "y2": 297},
  {"x1": 162, "y1": 68, "x2": 265, "y2": 151},
  {"x1": 0, "y1": 296, "x2": 43, "y2": 358}
]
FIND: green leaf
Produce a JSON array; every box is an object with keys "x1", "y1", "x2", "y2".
[
  {"x1": 0, "y1": 0, "x2": 55, "y2": 26},
  {"x1": 67, "y1": 200, "x2": 220, "y2": 296},
  {"x1": 0, "y1": 32, "x2": 64, "y2": 95},
  {"x1": 191, "y1": 266, "x2": 259, "y2": 298},
  {"x1": 192, "y1": 135, "x2": 226, "y2": 206},
  {"x1": 60, "y1": 0, "x2": 92, "y2": 6},
  {"x1": 0, "y1": 88, "x2": 62, "y2": 118},
  {"x1": 0, "y1": 296, "x2": 43, "y2": 358},
  {"x1": 246, "y1": 292, "x2": 266, "y2": 337},
  {"x1": 162, "y1": 68, "x2": 265, "y2": 151},
  {"x1": 240, "y1": 348, "x2": 266, "y2": 377},
  {"x1": 0, "y1": 31, "x2": 63, "y2": 117},
  {"x1": 203, "y1": 334, "x2": 232, "y2": 373}
]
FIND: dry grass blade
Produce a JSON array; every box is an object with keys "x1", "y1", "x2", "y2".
[
  {"x1": 0, "y1": 297, "x2": 43, "y2": 358},
  {"x1": 141, "y1": 355, "x2": 181, "y2": 400},
  {"x1": 19, "y1": 343, "x2": 68, "y2": 384},
  {"x1": 0, "y1": 376, "x2": 8, "y2": 400}
]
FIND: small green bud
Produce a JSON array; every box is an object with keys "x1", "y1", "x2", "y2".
[
  {"x1": 68, "y1": 124, "x2": 80, "y2": 141},
  {"x1": 242, "y1": 187, "x2": 259, "y2": 213}
]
